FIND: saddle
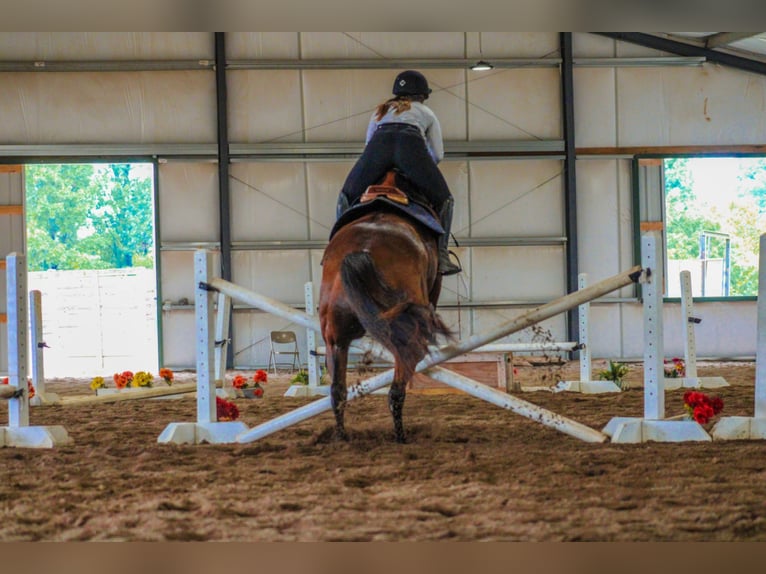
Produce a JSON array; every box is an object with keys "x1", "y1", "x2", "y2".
[{"x1": 330, "y1": 171, "x2": 444, "y2": 240}]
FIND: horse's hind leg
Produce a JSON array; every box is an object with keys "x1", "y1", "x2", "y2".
[
  {"x1": 388, "y1": 365, "x2": 408, "y2": 443},
  {"x1": 328, "y1": 343, "x2": 350, "y2": 441}
]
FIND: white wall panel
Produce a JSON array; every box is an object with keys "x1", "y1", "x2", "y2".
[
  {"x1": 301, "y1": 69, "x2": 467, "y2": 142},
  {"x1": 0, "y1": 32, "x2": 212, "y2": 59},
  {"x1": 306, "y1": 162, "x2": 352, "y2": 240},
  {"x1": 573, "y1": 68, "x2": 617, "y2": 147},
  {"x1": 471, "y1": 309, "x2": 567, "y2": 346},
  {"x1": 576, "y1": 160, "x2": 628, "y2": 283},
  {"x1": 228, "y1": 71, "x2": 304, "y2": 143},
  {"x1": 158, "y1": 163, "x2": 218, "y2": 242},
  {"x1": 0, "y1": 71, "x2": 216, "y2": 144},
  {"x1": 467, "y1": 69, "x2": 561, "y2": 140},
  {"x1": 471, "y1": 246, "x2": 565, "y2": 301},
  {"x1": 161, "y1": 311, "x2": 195, "y2": 368},
  {"x1": 300, "y1": 32, "x2": 465, "y2": 59},
  {"x1": 617, "y1": 65, "x2": 766, "y2": 146},
  {"x1": 469, "y1": 160, "x2": 563, "y2": 237},
  {"x1": 230, "y1": 163, "x2": 308, "y2": 241},
  {"x1": 231, "y1": 250, "x2": 311, "y2": 305},
  {"x1": 468, "y1": 33, "x2": 559, "y2": 58},
  {"x1": 160, "y1": 250, "x2": 223, "y2": 304},
  {"x1": 572, "y1": 33, "x2": 615, "y2": 57},
  {"x1": 226, "y1": 33, "x2": 299, "y2": 59}
]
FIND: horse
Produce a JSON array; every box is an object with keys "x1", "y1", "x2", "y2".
[{"x1": 318, "y1": 174, "x2": 453, "y2": 443}]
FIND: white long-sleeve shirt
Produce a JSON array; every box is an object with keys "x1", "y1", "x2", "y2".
[{"x1": 365, "y1": 101, "x2": 444, "y2": 164}]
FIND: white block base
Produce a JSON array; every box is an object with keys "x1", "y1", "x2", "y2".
[
  {"x1": 662, "y1": 376, "x2": 729, "y2": 390},
  {"x1": 29, "y1": 392, "x2": 61, "y2": 406},
  {"x1": 553, "y1": 380, "x2": 622, "y2": 393},
  {"x1": 0, "y1": 425, "x2": 72, "y2": 448},
  {"x1": 710, "y1": 416, "x2": 766, "y2": 440},
  {"x1": 603, "y1": 417, "x2": 712, "y2": 443},
  {"x1": 284, "y1": 384, "x2": 331, "y2": 398},
  {"x1": 158, "y1": 421, "x2": 250, "y2": 445}
]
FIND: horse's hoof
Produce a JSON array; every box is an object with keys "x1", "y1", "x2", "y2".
[
  {"x1": 395, "y1": 433, "x2": 407, "y2": 444},
  {"x1": 334, "y1": 430, "x2": 349, "y2": 442}
]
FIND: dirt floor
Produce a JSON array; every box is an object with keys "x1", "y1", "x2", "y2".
[{"x1": 0, "y1": 359, "x2": 765, "y2": 542}]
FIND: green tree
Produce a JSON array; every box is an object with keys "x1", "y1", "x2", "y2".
[
  {"x1": 84, "y1": 164, "x2": 154, "y2": 269},
  {"x1": 25, "y1": 163, "x2": 154, "y2": 271},
  {"x1": 663, "y1": 158, "x2": 721, "y2": 260},
  {"x1": 25, "y1": 164, "x2": 100, "y2": 270}
]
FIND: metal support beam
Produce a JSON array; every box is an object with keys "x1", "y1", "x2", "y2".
[
  {"x1": 560, "y1": 33, "x2": 579, "y2": 349},
  {"x1": 214, "y1": 32, "x2": 234, "y2": 370},
  {"x1": 597, "y1": 33, "x2": 766, "y2": 77}
]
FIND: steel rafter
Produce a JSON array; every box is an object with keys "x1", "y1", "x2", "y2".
[{"x1": 597, "y1": 32, "x2": 766, "y2": 76}]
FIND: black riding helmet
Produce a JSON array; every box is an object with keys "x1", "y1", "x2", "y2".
[{"x1": 392, "y1": 70, "x2": 432, "y2": 99}]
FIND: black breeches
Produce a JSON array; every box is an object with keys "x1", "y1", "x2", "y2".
[{"x1": 340, "y1": 127, "x2": 452, "y2": 211}]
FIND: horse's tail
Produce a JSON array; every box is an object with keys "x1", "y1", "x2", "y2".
[{"x1": 340, "y1": 251, "x2": 452, "y2": 381}]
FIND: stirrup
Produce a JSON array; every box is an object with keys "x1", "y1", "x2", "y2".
[{"x1": 439, "y1": 250, "x2": 462, "y2": 276}]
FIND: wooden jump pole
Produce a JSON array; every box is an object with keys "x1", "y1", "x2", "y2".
[
  {"x1": 59, "y1": 382, "x2": 202, "y2": 406},
  {"x1": 236, "y1": 264, "x2": 643, "y2": 444}
]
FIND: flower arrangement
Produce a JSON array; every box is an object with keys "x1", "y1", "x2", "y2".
[
  {"x1": 683, "y1": 391, "x2": 724, "y2": 425},
  {"x1": 159, "y1": 368, "x2": 174, "y2": 386},
  {"x1": 113, "y1": 371, "x2": 133, "y2": 389},
  {"x1": 232, "y1": 370, "x2": 267, "y2": 397},
  {"x1": 1, "y1": 376, "x2": 35, "y2": 398},
  {"x1": 216, "y1": 396, "x2": 240, "y2": 421},
  {"x1": 90, "y1": 376, "x2": 105, "y2": 391},
  {"x1": 131, "y1": 371, "x2": 154, "y2": 388},
  {"x1": 597, "y1": 360, "x2": 630, "y2": 390},
  {"x1": 665, "y1": 357, "x2": 686, "y2": 378}
]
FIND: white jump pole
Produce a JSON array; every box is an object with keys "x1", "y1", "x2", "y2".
[
  {"x1": 236, "y1": 264, "x2": 643, "y2": 444},
  {"x1": 28, "y1": 290, "x2": 60, "y2": 406},
  {"x1": 604, "y1": 231, "x2": 711, "y2": 443},
  {"x1": 555, "y1": 273, "x2": 621, "y2": 393},
  {"x1": 158, "y1": 251, "x2": 249, "y2": 444},
  {"x1": 712, "y1": 233, "x2": 766, "y2": 440},
  {"x1": 1, "y1": 254, "x2": 71, "y2": 448},
  {"x1": 663, "y1": 270, "x2": 728, "y2": 390}
]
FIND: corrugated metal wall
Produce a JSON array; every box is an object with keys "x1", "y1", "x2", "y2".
[{"x1": 1, "y1": 32, "x2": 764, "y2": 373}]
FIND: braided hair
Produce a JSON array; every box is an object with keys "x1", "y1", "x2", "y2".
[{"x1": 374, "y1": 94, "x2": 427, "y2": 122}]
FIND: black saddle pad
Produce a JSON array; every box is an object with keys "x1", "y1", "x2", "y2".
[{"x1": 329, "y1": 197, "x2": 444, "y2": 240}]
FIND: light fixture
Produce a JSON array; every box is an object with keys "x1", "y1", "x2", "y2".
[
  {"x1": 471, "y1": 60, "x2": 494, "y2": 71},
  {"x1": 470, "y1": 32, "x2": 494, "y2": 71}
]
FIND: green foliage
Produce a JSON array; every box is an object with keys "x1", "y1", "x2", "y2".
[
  {"x1": 597, "y1": 360, "x2": 630, "y2": 390},
  {"x1": 663, "y1": 158, "x2": 721, "y2": 260},
  {"x1": 663, "y1": 158, "x2": 762, "y2": 296},
  {"x1": 25, "y1": 163, "x2": 154, "y2": 271}
]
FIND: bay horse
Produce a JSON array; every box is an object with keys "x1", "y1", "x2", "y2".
[{"x1": 319, "y1": 173, "x2": 453, "y2": 443}]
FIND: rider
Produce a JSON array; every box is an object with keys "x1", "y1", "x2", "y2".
[{"x1": 336, "y1": 70, "x2": 461, "y2": 276}]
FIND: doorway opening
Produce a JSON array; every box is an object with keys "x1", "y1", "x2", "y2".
[
  {"x1": 663, "y1": 156, "x2": 765, "y2": 298},
  {"x1": 24, "y1": 162, "x2": 158, "y2": 377}
]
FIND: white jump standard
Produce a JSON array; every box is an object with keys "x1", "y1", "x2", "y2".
[
  {"x1": 710, "y1": 233, "x2": 766, "y2": 440},
  {"x1": 158, "y1": 251, "x2": 249, "y2": 445},
  {"x1": 1, "y1": 254, "x2": 71, "y2": 448},
  {"x1": 603, "y1": 232, "x2": 712, "y2": 443}
]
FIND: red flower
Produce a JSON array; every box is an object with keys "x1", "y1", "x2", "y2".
[
  {"x1": 28, "y1": 380, "x2": 35, "y2": 399},
  {"x1": 254, "y1": 387, "x2": 264, "y2": 398},
  {"x1": 684, "y1": 391, "x2": 723, "y2": 424},
  {"x1": 1, "y1": 377, "x2": 7, "y2": 385},
  {"x1": 253, "y1": 370, "x2": 268, "y2": 384},
  {"x1": 216, "y1": 396, "x2": 240, "y2": 421},
  {"x1": 113, "y1": 371, "x2": 134, "y2": 390},
  {"x1": 231, "y1": 374, "x2": 248, "y2": 389}
]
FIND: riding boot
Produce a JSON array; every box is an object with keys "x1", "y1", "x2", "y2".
[
  {"x1": 336, "y1": 192, "x2": 351, "y2": 221},
  {"x1": 437, "y1": 198, "x2": 462, "y2": 276}
]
